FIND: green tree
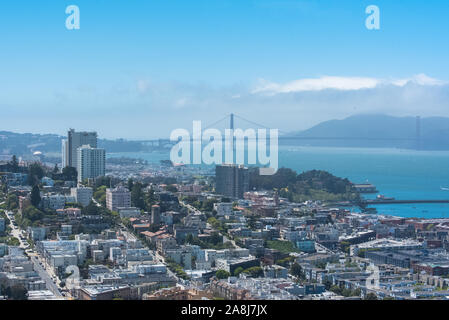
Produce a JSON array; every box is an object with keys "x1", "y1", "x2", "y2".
[
  {"x1": 207, "y1": 217, "x2": 221, "y2": 230},
  {"x1": 185, "y1": 233, "x2": 195, "y2": 244},
  {"x1": 93, "y1": 186, "x2": 107, "y2": 206},
  {"x1": 62, "y1": 166, "x2": 78, "y2": 181},
  {"x1": 365, "y1": 293, "x2": 378, "y2": 300},
  {"x1": 5, "y1": 285, "x2": 27, "y2": 300},
  {"x1": 290, "y1": 263, "x2": 303, "y2": 278},
  {"x1": 6, "y1": 237, "x2": 20, "y2": 246},
  {"x1": 95, "y1": 176, "x2": 111, "y2": 188},
  {"x1": 22, "y1": 205, "x2": 44, "y2": 223},
  {"x1": 209, "y1": 232, "x2": 222, "y2": 245},
  {"x1": 277, "y1": 257, "x2": 294, "y2": 267},
  {"x1": 83, "y1": 202, "x2": 100, "y2": 215},
  {"x1": 340, "y1": 241, "x2": 351, "y2": 254},
  {"x1": 131, "y1": 183, "x2": 145, "y2": 209},
  {"x1": 201, "y1": 198, "x2": 217, "y2": 212},
  {"x1": 165, "y1": 184, "x2": 178, "y2": 193},
  {"x1": 9, "y1": 155, "x2": 19, "y2": 173},
  {"x1": 215, "y1": 270, "x2": 231, "y2": 279},
  {"x1": 127, "y1": 178, "x2": 134, "y2": 191},
  {"x1": 243, "y1": 266, "x2": 263, "y2": 278},
  {"x1": 30, "y1": 185, "x2": 41, "y2": 207},
  {"x1": 234, "y1": 267, "x2": 244, "y2": 277},
  {"x1": 330, "y1": 285, "x2": 342, "y2": 296},
  {"x1": 28, "y1": 162, "x2": 45, "y2": 186},
  {"x1": 144, "y1": 187, "x2": 156, "y2": 210},
  {"x1": 6, "y1": 194, "x2": 19, "y2": 210},
  {"x1": 323, "y1": 279, "x2": 333, "y2": 290}
]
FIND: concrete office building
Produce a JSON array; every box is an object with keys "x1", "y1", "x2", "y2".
[
  {"x1": 41, "y1": 194, "x2": 76, "y2": 210},
  {"x1": 62, "y1": 139, "x2": 68, "y2": 170},
  {"x1": 77, "y1": 145, "x2": 106, "y2": 183},
  {"x1": 63, "y1": 129, "x2": 98, "y2": 169},
  {"x1": 0, "y1": 218, "x2": 5, "y2": 235},
  {"x1": 118, "y1": 207, "x2": 141, "y2": 218},
  {"x1": 215, "y1": 164, "x2": 249, "y2": 199},
  {"x1": 106, "y1": 186, "x2": 131, "y2": 212},
  {"x1": 151, "y1": 205, "x2": 161, "y2": 225},
  {"x1": 214, "y1": 202, "x2": 233, "y2": 216}
]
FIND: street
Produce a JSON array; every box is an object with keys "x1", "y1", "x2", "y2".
[
  {"x1": 5, "y1": 210, "x2": 63, "y2": 298},
  {"x1": 94, "y1": 196, "x2": 181, "y2": 283},
  {"x1": 30, "y1": 255, "x2": 63, "y2": 297}
]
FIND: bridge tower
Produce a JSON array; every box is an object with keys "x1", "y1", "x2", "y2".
[
  {"x1": 229, "y1": 113, "x2": 235, "y2": 163},
  {"x1": 416, "y1": 116, "x2": 421, "y2": 150}
]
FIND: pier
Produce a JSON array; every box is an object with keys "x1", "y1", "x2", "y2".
[
  {"x1": 329, "y1": 199, "x2": 449, "y2": 207},
  {"x1": 362, "y1": 199, "x2": 449, "y2": 205}
]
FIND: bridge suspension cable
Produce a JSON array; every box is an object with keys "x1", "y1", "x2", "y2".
[
  {"x1": 233, "y1": 113, "x2": 288, "y2": 135},
  {"x1": 202, "y1": 114, "x2": 231, "y2": 131}
]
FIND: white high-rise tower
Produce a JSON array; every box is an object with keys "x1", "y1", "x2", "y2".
[{"x1": 77, "y1": 145, "x2": 105, "y2": 182}]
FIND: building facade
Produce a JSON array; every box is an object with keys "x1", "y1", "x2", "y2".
[
  {"x1": 71, "y1": 186, "x2": 94, "y2": 207},
  {"x1": 77, "y1": 145, "x2": 106, "y2": 183},
  {"x1": 106, "y1": 186, "x2": 131, "y2": 212},
  {"x1": 63, "y1": 129, "x2": 98, "y2": 169},
  {"x1": 215, "y1": 164, "x2": 249, "y2": 199}
]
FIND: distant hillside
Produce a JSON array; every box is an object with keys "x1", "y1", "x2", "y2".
[
  {"x1": 0, "y1": 131, "x2": 63, "y2": 156},
  {"x1": 2, "y1": 114, "x2": 449, "y2": 157},
  {"x1": 287, "y1": 114, "x2": 449, "y2": 150},
  {"x1": 0, "y1": 131, "x2": 146, "y2": 158}
]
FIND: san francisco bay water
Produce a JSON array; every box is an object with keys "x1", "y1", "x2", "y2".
[{"x1": 108, "y1": 146, "x2": 449, "y2": 219}]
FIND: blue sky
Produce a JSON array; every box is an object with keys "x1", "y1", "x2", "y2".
[{"x1": 0, "y1": 0, "x2": 448, "y2": 139}]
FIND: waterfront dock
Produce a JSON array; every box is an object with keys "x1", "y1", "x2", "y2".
[{"x1": 363, "y1": 199, "x2": 449, "y2": 205}]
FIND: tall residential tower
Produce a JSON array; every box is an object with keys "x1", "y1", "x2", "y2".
[
  {"x1": 215, "y1": 164, "x2": 249, "y2": 199},
  {"x1": 62, "y1": 129, "x2": 98, "y2": 169},
  {"x1": 77, "y1": 145, "x2": 106, "y2": 183}
]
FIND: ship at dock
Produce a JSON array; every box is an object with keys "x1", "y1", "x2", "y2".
[
  {"x1": 353, "y1": 183, "x2": 378, "y2": 193},
  {"x1": 376, "y1": 194, "x2": 395, "y2": 201}
]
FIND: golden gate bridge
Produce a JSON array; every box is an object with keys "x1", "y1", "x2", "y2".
[{"x1": 139, "y1": 113, "x2": 421, "y2": 150}]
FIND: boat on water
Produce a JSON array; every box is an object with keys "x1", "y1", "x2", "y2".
[
  {"x1": 376, "y1": 194, "x2": 395, "y2": 201},
  {"x1": 441, "y1": 187, "x2": 449, "y2": 191}
]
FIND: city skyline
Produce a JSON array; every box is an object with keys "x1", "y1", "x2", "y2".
[
  {"x1": 2, "y1": 0, "x2": 449, "y2": 305},
  {"x1": 0, "y1": 0, "x2": 448, "y2": 139}
]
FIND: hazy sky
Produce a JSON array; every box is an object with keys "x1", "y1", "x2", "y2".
[{"x1": 0, "y1": 0, "x2": 448, "y2": 139}]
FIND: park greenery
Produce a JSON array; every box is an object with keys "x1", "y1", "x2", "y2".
[
  {"x1": 249, "y1": 168, "x2": 361, "y2": 203},
  {"x1": 215, "y1": 270, "x2": 230, "y2": 279},
  {"x1": 207, "y1": 217, "x2": 229, "y2": 234},
  {"x1": 182, "y1": 195, "x2": 218, "y2": 213},
  {"x1": 184, "y1": 233, "x2": 233, "y2": 250},
  {"x1": 0, "y1": 235, "x2": 20, "y2": 246},
  {"x1": 165, "y1": 258, "x2": 190, "y2": 280},
  {"x1": 0, "y1": 284, "x2": 28, "y2": 300},
  {"x1": 329, "y1": 285, "x2": 362, "y2": 298},
  {"x1": 266, "y1": 240, "x2": 301, "y2": 254}
]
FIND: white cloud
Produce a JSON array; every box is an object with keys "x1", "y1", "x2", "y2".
[
  {"x1": 252, "y1": 74, "x2": 445, "y2": 95},
  {"x1": 136, "y1": 79, "x2": 150, "y2": 94},
  {"x1": 392, "y1": 74, "x2": 446, "y2": 87},
  {"x1": 5, "y1": 74, "x2": 448, "y2": 139}
]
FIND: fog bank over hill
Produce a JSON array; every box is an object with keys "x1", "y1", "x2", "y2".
[{"x1": 286, "y1": 114, "x2": 449, "y2": 150}]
